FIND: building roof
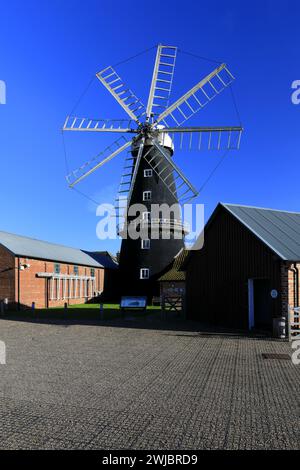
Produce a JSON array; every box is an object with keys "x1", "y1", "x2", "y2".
[
  {"x1": 85, "y1": 251, "x2": 118, "y2": 269},
  {"x1": 158, "y1": 249, "x2": 188, "y2": 282},
  {"x1": 222, "y1": 203, "x2": 300, "y2": 261},
  {"x1": 0, "y1": 230, "x2": 103, "y2": 268}
]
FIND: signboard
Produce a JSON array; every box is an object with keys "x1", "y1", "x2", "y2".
[{"x1": 120, "y1": 296, "x2": 147, "y2": 310}]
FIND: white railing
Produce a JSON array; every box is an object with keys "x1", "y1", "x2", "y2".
[{"x1": 117, "y1": 218, "x2": 190, "y2": 236}]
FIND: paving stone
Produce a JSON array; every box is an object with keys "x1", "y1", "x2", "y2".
[{"x1": 0, "y1": 318, "x2": 299, "y2": 449}]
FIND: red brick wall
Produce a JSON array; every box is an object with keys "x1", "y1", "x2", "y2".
[
  {"x1": 0, "y1": 245, "x2": 15, "y2": 303},
  {"x1": 14, "y1": 257, "x2": 104, "y2": 309},
  {"x1": 281, "y1": 262, "x2": 300, "y2": 318}
]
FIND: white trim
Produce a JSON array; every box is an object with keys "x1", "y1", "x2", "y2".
[
  {"x1": 57, "y1": 278, "x2": 61, "y2": 300},
  {"x1": 36, "y1": 272, "x2": 95, "y2": 280},
  {"x1": 144, "y1": 169, "x2": 153, "y2": 177},
  {"x1": 141, "y1": 239, "x2": 150, "y2": 249},
  {"x1": 143, "y1": 191, "x2": 152, "y2": 201},
  {"x1": 142, "y1": 211, "x2": 151, "y2": 221},
  {"x1": 140, "y1": 268, "x2": 150, "y2": 279}
]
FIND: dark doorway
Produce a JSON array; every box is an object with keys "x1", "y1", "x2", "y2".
[{"x1": 253, "y1": 279, "x2": 272, "y2": 330}]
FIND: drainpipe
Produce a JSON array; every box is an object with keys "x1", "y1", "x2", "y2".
[
  {"x1": 17, "y1": 256, "x2": 20, "y2": 310},
  {"x1": 293, "y1": 263, "x2": 299, "y2": 307}
]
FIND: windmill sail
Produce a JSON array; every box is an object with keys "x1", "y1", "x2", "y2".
[
  {"x1": 146, "y1": 45, "x2": 177, "y2": 120},
  {"x1": 63, "y1": 116, "x2": 137, "y2": 133},
  {"x1": 155, "y1": 63, "x2": 235, "y2": 127},
  {"x1": 66, "y1": 137, "x2": 132, "y2": 187},
  {"x1": 96, "y1": 66, "x2": 146, "y2": 123}
]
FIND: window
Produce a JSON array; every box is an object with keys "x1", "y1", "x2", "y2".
[
  {"x1": 140, "y1": 268, "x2": 150, "y2": 279},
  {"x1": 141, "y1": 239, "x2": 150, "y2": 249},
  {"x1": 142, "y1": 211, "x2": 151, "y2": 221},
  {"x1": 143, "y1": 191, "x2": 152, "y2": 201},
  {"x1": 54, "y1": 263, "x2": 60, "y2": 274},
  {"x1": 74, "y1": 265, "x2": 79, "y2": 275},
  {"x1": 90, "y1": 268, "x2": 95, "y2": 277},
  {"x1": 144, "y1": 169, "x2": 153, "y2": 177}
]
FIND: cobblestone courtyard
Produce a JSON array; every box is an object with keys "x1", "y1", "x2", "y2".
[{"x1": 0, "y1": 317, "x2": 299, "y2": 450}]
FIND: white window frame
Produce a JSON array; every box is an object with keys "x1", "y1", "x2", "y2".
[
  {"x1": 144, "y1": 169, "x2": 153, "y2": 178},
  {"x1": 143, "y1": 191, "x2": 152, "y2": 201},
  {"x1": 142, "y1": 211, "x2": 151, "y2": 221},
  {"x1": 140, "y1": 268, "x2": 150, "y2": 279},
  {"x1": 141, "y1": 239, "x2": 150, "y2": 250}
]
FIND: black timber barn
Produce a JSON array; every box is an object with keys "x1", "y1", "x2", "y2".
[{"x1": 184, "y1": 203, "x2": 300, "y2": 331}]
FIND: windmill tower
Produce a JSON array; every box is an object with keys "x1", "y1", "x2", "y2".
[{"x1": 63, "y1": 45, "x2": 242, "y2": 299}]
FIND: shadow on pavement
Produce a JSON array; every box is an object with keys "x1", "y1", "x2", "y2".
[{"x1": 0, "y1": 310, "x2": 279, "y2": 340}]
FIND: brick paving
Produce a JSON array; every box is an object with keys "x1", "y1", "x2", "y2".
[{"x1": 0, "y1": 317, "x2": 299, "y2": 450}]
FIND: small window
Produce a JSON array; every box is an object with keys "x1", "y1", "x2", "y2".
[
  {"x1": 143, "y1": 191, "x2": 152, "y2": 201},
  {"x1": 141, "y1": 239, "x2": 150, "y2": 249},
  {"x1": 54, "y1": 263, "x2": 60, "y2": 274},
  {"x1": 140, "y1": 268, "x2": 150, "y2": 279},
  {"x1": 74, "y1": 265, "x2": 79, "y2": 275},
  {"x1": 144, "y1": 169, "x2": 153, "y2": 178},
  {"x1": 142, "y1": 211, "x2": 151, "y2": 221},
  {"x1": 90, "y1": 268, "x2": 95, "y2": 277}
]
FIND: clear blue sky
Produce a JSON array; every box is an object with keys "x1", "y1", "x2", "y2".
[{"x1": 0, "y1": 0, "x2": 299, "y2": 254}]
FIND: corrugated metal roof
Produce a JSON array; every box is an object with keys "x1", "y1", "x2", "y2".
[
  {"x1": 222, "y1": 203, "x2": 300, "y2": 261},
  {"x1": 85, "y1": 251, "x2": 118, "y2": 269},
  {"x1": 158, "y1": 249, "x2": 188, "y2": 281},
  {"x1": 0, "y1": 230, "x2": 103, "y2": 267}
]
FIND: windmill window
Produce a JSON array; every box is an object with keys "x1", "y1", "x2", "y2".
[
  {"x1": 142, "y1": 211, "x2": 151, "y2": 221},
  {"x1": 90, "y1": 268, "x2": 95, "y2": 277},
  {"x1": 140, "y1": 268, "x2": 150, "y2": 279},
  {"x1": 74, "y1": 265, "x2": 79, "y2": 275},
  {"x1": 143, "y1": 191, "x2": 152, "y2": 201},
  {"x1": 144, "y1": 169, "x2": 153, "y2": 177},
  {"x1": 141, "y1": 239, "x2": 150, "y2": 249}
]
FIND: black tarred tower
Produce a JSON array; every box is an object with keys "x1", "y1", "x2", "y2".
[{"x1": 63, "y1": 44, "x2": 242, "y2": 299}]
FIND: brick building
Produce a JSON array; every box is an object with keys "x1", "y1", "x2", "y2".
[
  {"x1": 0, "y1": 231, "x2": 107, "y2": 309},
  {"x1": 184, "y1": 203, "x2": 300, "y2": 332}
]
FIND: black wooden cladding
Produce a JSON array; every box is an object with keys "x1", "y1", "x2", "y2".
[
  {"x1": 186, "y1": 205, "x2": 282, "y2": 329},
  {"x1": 119, "y1": 145, "x2": 184, "y2": 299}
]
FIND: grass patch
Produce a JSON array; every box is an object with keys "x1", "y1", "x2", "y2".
[{"x1": 5, "y1": 303, "x2": 161, "y2": 321}]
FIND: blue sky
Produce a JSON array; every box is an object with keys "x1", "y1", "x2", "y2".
[{"x1": 0, "y1": 0, "x2": 299, "y2": 254}]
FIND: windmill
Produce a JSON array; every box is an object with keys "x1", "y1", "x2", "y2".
[{"x1": 63, "y1": 44, "x2": 243, "y2": 298}]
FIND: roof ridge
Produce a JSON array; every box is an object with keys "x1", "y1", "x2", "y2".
[
  {"x1": 221, "y1": 203, "x2": 300, "y2": 215},
  {"x1": 0, "y1": 229, "x2": 84, "y2": 252}
]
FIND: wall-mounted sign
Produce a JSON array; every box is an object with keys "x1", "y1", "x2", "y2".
[{"x1": 271, "y1": 289, "x2": 278, "y2": 299}]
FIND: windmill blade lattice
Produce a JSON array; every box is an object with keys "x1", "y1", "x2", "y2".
[
  {"x1": 155, "y1": 63, "x2": 235, "y2": 128},
  {"x1": 146, "y1": 45, "x2": 177, "y2": 120},
  {"x1": 158, "y1": 126, "x2": 242, "y2": 151},
  {"x1": 63, "y1": 116, "x2": 138, "y2": 134},
  {"x1": 66, "y1": 136, "x2": 132, "y2": 187},
  {"x1": 96, "y1": 66, "x2": 146, "y2": 123},
  {"x1": 144, "y1": 139, "x2": 199, "y2": 204}
]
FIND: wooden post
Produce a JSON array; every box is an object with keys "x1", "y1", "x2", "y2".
[{"x1": 161, "y1": 295, "x2": 166, "y2": 321}]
